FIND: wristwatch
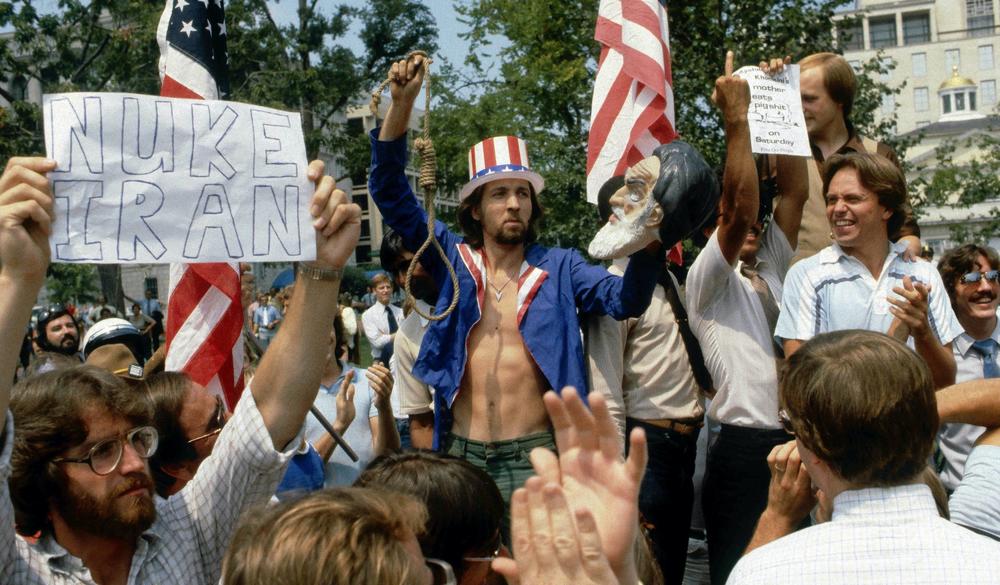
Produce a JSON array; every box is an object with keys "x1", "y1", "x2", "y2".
[{"x1": 297, "y1": 262, "x2": 343, "y2": 281}]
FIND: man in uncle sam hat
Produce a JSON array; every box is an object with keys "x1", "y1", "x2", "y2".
[{"x1": 368, "y1": 54, "x2": 661, "y2": 532}]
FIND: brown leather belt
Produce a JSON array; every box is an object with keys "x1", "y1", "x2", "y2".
[{"x1": 632, "y1": 417, "x2": 703, "y2": 436}]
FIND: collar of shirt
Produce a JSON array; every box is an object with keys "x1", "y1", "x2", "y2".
[
  {"x1": 811, "y1": 131, "x2": 865, "y2": 163},
  {"x1": 320, "y1": 361, "x2": 353, "y2": 394},
  {"x1": 831, "y1": 483, "x2": 940, "y2": 524},
  {"x1": 414, "y1": 300, "x2": 432, "y2": 328},
  {"x1": 35, "y1": 527, "x2": 160, "y2": 577},
  {"x1": 818, "y1": 240, "x2": 908, "y2": 266},
  {"x1": 954, "y1": 319, "x2": 1000, "y2": 357}
]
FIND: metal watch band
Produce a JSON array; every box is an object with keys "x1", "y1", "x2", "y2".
[{"x1": 297, "y1": 262, "x2": 343, "y2": 281}]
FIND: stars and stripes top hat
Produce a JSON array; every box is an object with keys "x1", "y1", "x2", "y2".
[{"x1": 459, "y1": 136, "x2": 545, "y2": 201}]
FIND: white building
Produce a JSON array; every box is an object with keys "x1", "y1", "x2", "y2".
[{"x1": 838, "y1": 0, "x2": 999, "y2": 135}]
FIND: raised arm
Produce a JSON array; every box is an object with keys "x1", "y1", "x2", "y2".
[
  {"x1": 772, "y1": 152, "x2": 808, "y2": 250},
  {"x1": 714, "y1": 51, "x2": 758, "y2": 264},
  {"x1": 378, "y1": 55, "x2": 426, "y2": 142},
  {"x1": 0, "y1": 157, "x2": 56, "y2": 430},
  {"x1": 251, "y1": 160, "x2": 361, "y2": 449}
]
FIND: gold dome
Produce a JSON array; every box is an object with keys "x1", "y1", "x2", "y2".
[{"x1": 940, "y1": 66, "x2": 976, "y2": 90}]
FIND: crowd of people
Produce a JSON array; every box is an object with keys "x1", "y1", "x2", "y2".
[{"x1": 1, "y1": 49, "x2": 1000, "y2": 585}]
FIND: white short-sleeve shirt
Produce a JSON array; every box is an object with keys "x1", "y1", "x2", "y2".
[
  {"x1": 775, "y1": 242, "x2": 962, "y2": 347},
  {"x1": 686, "y1": 223, "x2": 793, "y2": 429}
]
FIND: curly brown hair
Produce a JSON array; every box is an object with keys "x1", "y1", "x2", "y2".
[{"x1": 456, "y1": 182, "x2": 544, "y2": 249}]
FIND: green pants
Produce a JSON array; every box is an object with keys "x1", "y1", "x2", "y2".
[{"x1": 444, "y1": 431, "x2": 557, "y2": 544}]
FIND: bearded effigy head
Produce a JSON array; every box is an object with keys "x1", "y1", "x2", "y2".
[{"x1": 588, "y1": 141, "x2": 720, "y2": 259}]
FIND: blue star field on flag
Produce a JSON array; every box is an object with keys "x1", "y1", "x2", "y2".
[{"x1": 165, "y1": 0, "x2": 230, "y2": 97}]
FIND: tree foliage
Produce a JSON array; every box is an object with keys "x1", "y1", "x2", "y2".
[{"x1": 46, "y1": 263, "x2": 100, "y2": 305}]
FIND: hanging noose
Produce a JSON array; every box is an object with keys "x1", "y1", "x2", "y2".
[{"x1": 370, "y1": 51, "x2": 460, "y2": 321}]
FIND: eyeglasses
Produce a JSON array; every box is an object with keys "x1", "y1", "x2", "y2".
[
  {"x1": 187, "y1": 395, "x2": 227, "y2": 445},
  {"x1": 959, "y1": 270, "x2": 1000, "y2": 285},
  {"x1": 425, "y1": 558, "x2": 457, "y2": 585},
  {"x1": 778, "y1": 409, "x2": 796, "y2": 436},
  {"x1": 52, "y1": 426, "x2": 159, "y2": 476},
  {"x1": 463, "y1": 536, "x2": 502, "y2": 563}
]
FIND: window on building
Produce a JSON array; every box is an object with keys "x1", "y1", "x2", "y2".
[
  {"x1": 144, "y1": 277, "x2": 159, "y2": 299},
  {"x1": 869, "y1": 16, "x2": 898, "y2": 48},
  {"x1": 914, "y1": 87, "x2": 930, "y2": 111},
  {"x1": 967, "y1": 0, "x2": 995, "y2": 37},
  {"x1": 838, "y1": 20, "x2": 865, "y2": 51},
  {"x1": 903, "y1": 12, "x2": 931, "y2": 44},
  {"x1": 956, "y1": 92, "x2": 966, "y2": 110},
  {"x1": 943, "y1": 94, "x2": 953, "y2": 113},
  {"x1": 983, "y1": 79, "x2": 997, "y2": 106},
  {"x1": 355, "y1": 244, "x2": 371, "y2": 264},
  {"x1": 971, "y1": 91, "x2": 977, "y2": 109},
  {"x1": 946, "y1": 49, "x2": 961, "y2": 73},
  {"x1": 352, "y1": 193, "x2": 369, "y2": 212},
  {"x1": 360, "y1": 220, "x2": 370, "y2": 239},
  {"x1": 881, "y1": 94, "x2": 895, "y2": 114},
  {"x1": 912, "y1": 52, "x2": 927, "y2": 77},
  {"x1": 9, "y1": 76, "x2": 28, "y2": 101},
  {"x1": 980, "y1": 45, "x2": 995, "y2": 70}
]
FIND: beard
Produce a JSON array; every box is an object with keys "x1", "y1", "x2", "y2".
[
  {"x1": 494, "y1": 220, "x2": 527, "y2": 245},
  {"x1": 54, "y1": 472, "x2": 156, "y2": 541},
  {"x1": 50, "y1": 333, "x2": 79, "y2": 356},
  {"x1": 588, "y1": 198, "x2": 659, "y2": 260}
]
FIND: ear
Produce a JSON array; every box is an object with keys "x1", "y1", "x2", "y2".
[
  {"x1": 160, "y1": 462, "x2": 195, "y2": 483},
  {"x1": 645, "y1": 204, "x2": 664, "y2": 228},
  {"x1": 471, "y1": 203, "x2": 482, "y2": 222}
]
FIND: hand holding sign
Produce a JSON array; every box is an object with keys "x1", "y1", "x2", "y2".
[
  {"x1": 307, "y1": 160, "x2": 361, "y2": 270},
  {"x1": 0, "y1": 157, "x2": 57, "y2": 284}
]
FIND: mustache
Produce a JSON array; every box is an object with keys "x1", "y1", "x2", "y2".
[
  {"x1": 113, "y1": 473, "x2": 153, "y2": 498},
  {"x1": 971, "y1": 292, "x2": 996, "y2": 303}
]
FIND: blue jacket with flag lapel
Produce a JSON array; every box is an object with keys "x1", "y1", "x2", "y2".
[{"x1": 369, "y1": 130, "x2": 659, "y2": 447}]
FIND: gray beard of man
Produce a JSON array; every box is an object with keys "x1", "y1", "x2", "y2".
[{"x1": 588, "y1": 196, "x2": 657, "y2": 260}]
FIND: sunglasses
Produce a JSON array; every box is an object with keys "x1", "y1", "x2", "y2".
[
  {"x1": 53, "y1": 426, "x2": 159, "y2": 476},
  {"x1": 778, "y1": 409, "x2": 796, "y2": 436},
  {"x1": 959, "y1": 270, "x2": 1000, "y2": 285},
  {"x1": 187, "y1": 395, "x2": 227, "y2": 445},
  {"x1": 425, "y1": 558, "x2": 457, "y2": 585}
]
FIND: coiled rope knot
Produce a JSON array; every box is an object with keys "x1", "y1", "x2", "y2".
[{"x1": 369, "y1": 51, "x2": 459, "y2": 322}]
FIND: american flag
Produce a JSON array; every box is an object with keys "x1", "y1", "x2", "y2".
[
  {"x1": 586, "y1": 0, "x2": 677, "y2": 205},
  {"x1": 157, "y1": 0, "x2": 244, "y2": 408}
]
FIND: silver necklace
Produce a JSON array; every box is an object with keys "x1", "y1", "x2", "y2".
[{"x1": 488, "y1": 273, "x2": 515, "y2": 301}]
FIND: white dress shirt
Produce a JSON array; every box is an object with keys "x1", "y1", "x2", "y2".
[
  {"x1": 361, "y1": 301, "x2": 403, "y2": 360},
  {"x1": 686, "y1": 224, "x2": 792, "y2": 429},
  {"x1": 1, "y1": 390, "x2": 299, "y2": 585},
  {"x1": 729, "y1": 484, "x2": 1000, "y2": 584}
]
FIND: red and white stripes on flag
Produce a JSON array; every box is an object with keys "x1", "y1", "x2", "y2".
[
  {"x1": 156, "y1": 0, "x2": 245, "y2": 408},
  {"x1": 586, "y1": 0, "x2": 677, "y2": 204}
]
